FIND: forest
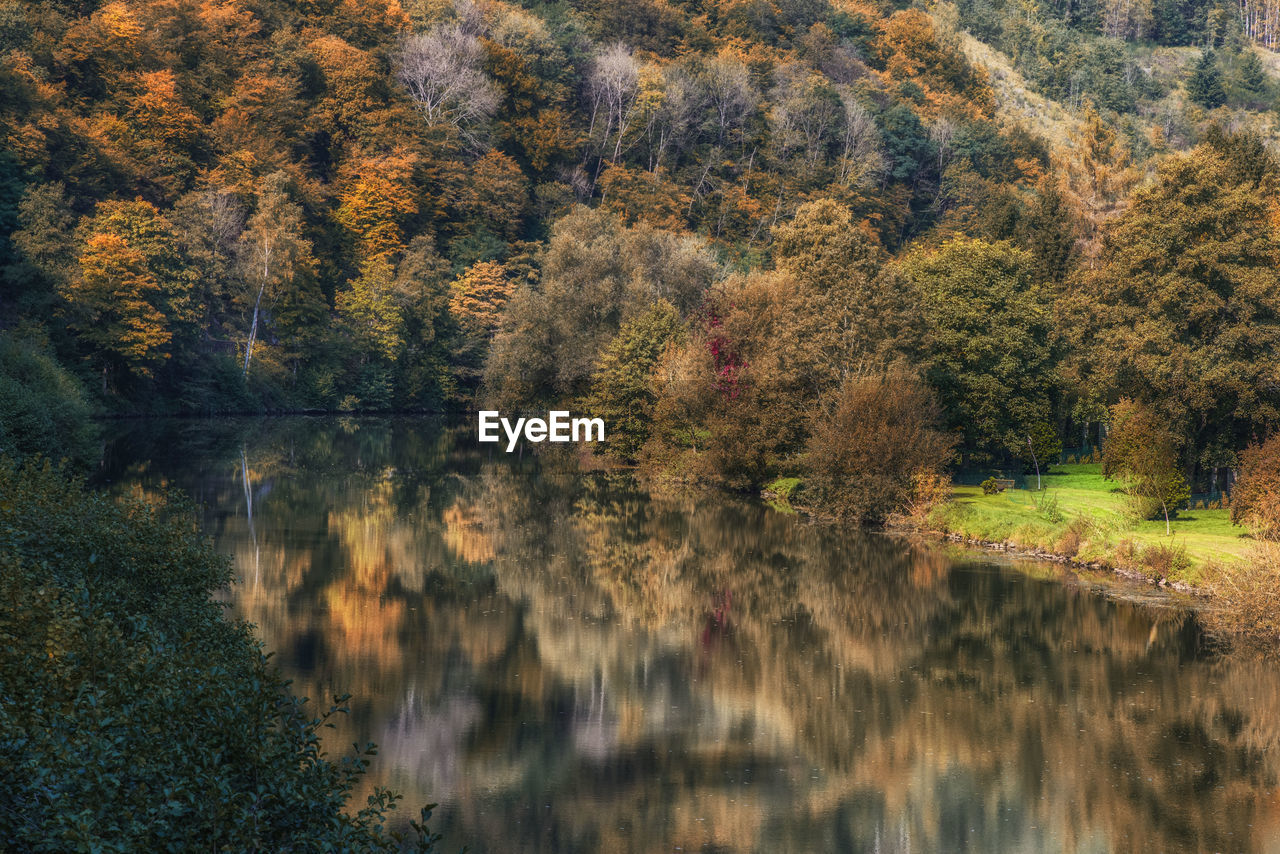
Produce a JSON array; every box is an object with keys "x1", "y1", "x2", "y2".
[
  {"x1": 1, "y1": 0, "x2": 1279, "y2": 516},
  {"x1": 2, "y1": 0, "x2": 1280, "y2": 846}
]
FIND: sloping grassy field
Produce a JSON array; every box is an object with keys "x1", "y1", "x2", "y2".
[{"x1": 930, "y1": 463, "x2": 1253, "y2": 585}]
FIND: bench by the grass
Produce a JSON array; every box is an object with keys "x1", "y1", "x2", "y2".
[{"x1": 980, "y1": 476, "x2": 1018, "y2": 494}]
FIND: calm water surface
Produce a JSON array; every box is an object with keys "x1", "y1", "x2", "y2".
[{"x1": 100, "y1": 417, "x2": 1280, "y2": 853}]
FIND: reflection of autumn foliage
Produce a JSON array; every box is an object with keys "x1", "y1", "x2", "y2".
[
  {"x1": 442, "y1": 502, "x2": 496, "y2": 564},
  {"x1": 108, "y1": 419, "x2": 1280, "y2": 854}
]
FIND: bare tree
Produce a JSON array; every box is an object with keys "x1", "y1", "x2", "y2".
[
  {"x1": 396, "y1": 24, "x2": 499, "y2": 138},
  {"x1": 929, "y1": 116, "x2": 956, "y2": 174},
  {"x1": 647, "y1": 65, "x2": 704, "y2": 171},
  {"x1": 1101, "y1": 0, "x2": 1152, "y2": 40},
  {"x1": 588, "y1": 43, "x2": 642, "y2": 164},
  {"x1": 173, "y1": 186, "x2": 245, "y2": 338},
  {"x1": 836, "y1": 91, "x2": 887, "y2": 187},
  {"x1": 769, "y1": 66, "x2": 841, "y2": 167},
  {"x1": 698, "y1": 53, "x2": 757, "y2": 147}
]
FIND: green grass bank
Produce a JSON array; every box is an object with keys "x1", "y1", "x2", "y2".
[{"x1": 922, "y1": 463, "x2": 1251, "y2": 587}]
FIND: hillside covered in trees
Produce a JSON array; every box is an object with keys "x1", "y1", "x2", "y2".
[{"x1": 1, "y1": 0, "x2": 1279, "y2": 501}]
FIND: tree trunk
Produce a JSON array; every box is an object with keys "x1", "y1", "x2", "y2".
[
  {"x1": 243, "y1": 285, "x2": 263, "y2": 378},
  {"x1": 243, "y1": 237, "x2": 271, "y2": 379}
]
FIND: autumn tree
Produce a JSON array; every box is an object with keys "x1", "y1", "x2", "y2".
[
  {"x1": 1103, "y1": 398, "x2": 1190, "y2": 532},
  {"x1": 337, "y1": 259, "x2": 403, "y2": 363},
  {"x1": 1231, "y1": 433, "x2": 1280, "y2": 539},
  {"x1": 583, "y1": 300, "x2": 683, "y2": 462},
  {"x1": 450, "y1": 260, "x2": 514, "y2": 339},
  {"x1": 598, "y1": 164, "x2": 690, "y2": 231},
  {"x1": 334, "y1": 150, "x2": 419, "y2": 262},
  {"x1": 59, "y1": 200, "x2": 197, "y2": 390},
  {"x1": 237, "y1": 172, "x2": 316, "y2": 379},
  {"x1": 649, "y1": 336, "x2": 715, "y2": 457},
  {"x1": 448, "y1": 150, "x2": 528, "y2": 240},
  {"x1": 769, "y1": 198, "x2": 914, "y2": 390},
  {"x1": 1015, "y1": 177, "x2": 1079, "y2": 285},
  {"x1": 875, "y1": 9, "x2": 993, "y2": 118},
  {"x1": 481, "y1": 7, "x2": 577, "y2": 170},
  {"x1": 483, "y1": 206, "x2": 716, "y2": 404},
  {"x1": 391, "y1": 235, "x2": 456, "y2": 407},
  {"x1": 451, "y1": 259, "x2": 516, "y2": 389},
  {"x1": 656, "y1": 202, "x2": 918, "y2": 488},
  {"x1": 124, "y1": 69, "x2": 201, "y2": 196},
  {"x1": 63, "y1": 233, "x2": 171, "y2": 388},
  {"x1": 11, "y1": 183, "x2": 76, "y2": 305},
  {"x1": 1060, "y1": 107, "x2": 1137, "y2": 263},
  {"x1": 692, "y1": 269, "x2": 813, "y2": 488},
  {"x1": 805, "y1": 370, "x2": 955, "y2": 524},
  {"x1": 334, "y1": 258, "x2": 404, "y2": 409}
]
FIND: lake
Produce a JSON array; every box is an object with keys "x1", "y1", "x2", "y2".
[{"x1": 98, "y1": 416, "x2": 1280, "y2": 853}]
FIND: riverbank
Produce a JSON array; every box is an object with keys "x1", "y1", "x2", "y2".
[
  {"x1": 765, "y1": 461, "x2": 1280, "y2": 644},
  {"x1": 916, "y1": 463, "x2": 1251, "y2": 588},
  {"x1": 886, "y1": 462, "x2": 1280, "y2": 649}
]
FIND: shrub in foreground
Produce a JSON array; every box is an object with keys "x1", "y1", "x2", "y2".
[
  {"x1": 0, "y1": 332, "x2": 97, "y2": 466},
  {"x1": 0, "y1": 459, "x2": 440, "y2": 852}
]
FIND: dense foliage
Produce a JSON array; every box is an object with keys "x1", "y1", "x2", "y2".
[
  {"x1": 0, "y1": 331, "x2": 97, "y2": 465},
  {"x1": 0, "y1": 0, "x2": 1277, "y2": 513},
  {"x1": 0, "y1": 459, "x2": 441, "y2": 852}
]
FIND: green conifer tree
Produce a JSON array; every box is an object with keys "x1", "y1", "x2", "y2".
[{"x1": 1187, "y1": 50, "x2": 1226, "y2": 108}]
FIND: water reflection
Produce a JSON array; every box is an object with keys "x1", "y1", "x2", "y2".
[{"x1": 99, "y1": 417, "x2": 1280, "y2": 853}]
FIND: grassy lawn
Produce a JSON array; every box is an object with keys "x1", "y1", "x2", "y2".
[{"x1": 931, "y1": 463, "x2": 1254, "y2": 585}]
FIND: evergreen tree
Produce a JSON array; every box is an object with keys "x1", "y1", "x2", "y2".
[
  {"x1": 1234, "y1": 49, "x2": 1268, "y2": 106},
  {"x1": 584, "y1": 301, "x2": 684, "y2": 461},
  {"x1": 1187, "y1": 50, "x2": 1226, "y2": 108}
]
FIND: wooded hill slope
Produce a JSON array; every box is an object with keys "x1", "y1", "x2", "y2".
[{"x1": 1, "y1": 0, "x2": 1278, "y2": 502}]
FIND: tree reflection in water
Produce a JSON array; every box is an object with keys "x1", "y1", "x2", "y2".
[{"x1": 100, "y1": 417, "x2": 1280, "y2": 854}]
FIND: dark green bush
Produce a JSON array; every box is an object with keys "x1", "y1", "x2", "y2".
[
  {"x1": 0, "y1": 459, "x2": 442, "y2": 852},
  {"x1": 0, "y1": 332, "x2": 97, "y2": 466},
  {"x1": 981, "y1": 476, "x2": 1004, "y2": 495}
]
